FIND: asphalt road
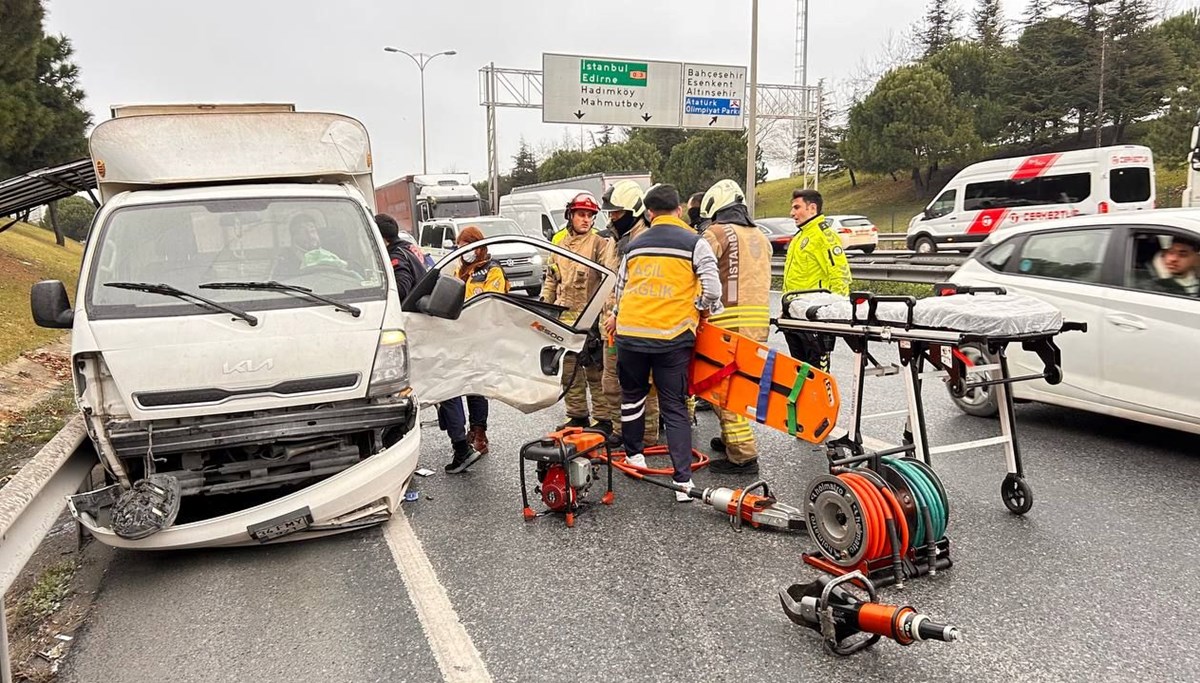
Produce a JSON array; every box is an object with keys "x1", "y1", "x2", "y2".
[{"x1": 60, "y1": 309, "x2": 1200, "y2": 682}]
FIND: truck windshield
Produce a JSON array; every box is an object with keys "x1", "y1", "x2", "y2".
[
  {"x1": 470, "y1": 218, "x2": 524, "y2": 238},
  {"x1": 433, "y1": 200, "x2": 481, "y2": 219},
  {"x1": 86, "y1": 197, "x2": 386, "y2": 319}
]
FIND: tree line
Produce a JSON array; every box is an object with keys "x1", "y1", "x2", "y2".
[{"x1": 837, "y1": 0, "x2": 1200, "y2": 189}]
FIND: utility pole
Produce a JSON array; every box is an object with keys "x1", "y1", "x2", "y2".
[
  {"x1": 745, "y1": 0, "x2": 760, "y2": 216},
  {"x1": 1096, "y1": 28, "x2": 1106, "y2": 148}
]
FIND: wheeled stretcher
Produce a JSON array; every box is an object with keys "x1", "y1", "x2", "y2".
[{"x1": 776, "y1": 283, "x2": 1087, "y2": 515}]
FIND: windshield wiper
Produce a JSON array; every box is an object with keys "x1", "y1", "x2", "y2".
[
  {"x1": 198, "y1": 281, "x2": 362, "y2": 318},
  {"x1": 104, "y1": 282, "x2": 258, "y2": 326}
]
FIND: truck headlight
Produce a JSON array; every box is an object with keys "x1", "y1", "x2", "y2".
[
  {"x1": 530, "y1": 253, "x2": 544, "y2": 265},
  {"x1": 368, "y1": 329, "x2": 410, "y2": 398}
]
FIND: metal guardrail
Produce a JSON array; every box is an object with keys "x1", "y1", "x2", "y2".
[{"x1": 0, "y1": 415, "x2": 93, "y2": 683}]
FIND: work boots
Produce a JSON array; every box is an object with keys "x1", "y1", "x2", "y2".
[
  {"x1": 557, "y1": 416, "x2": 591, "y2": 430},
  {"x1": 593, "y1": 419, "x2": 613, "y2": 438},
  {"x1": 468, "y1": 425, "x2": 489, "y2": 456}
]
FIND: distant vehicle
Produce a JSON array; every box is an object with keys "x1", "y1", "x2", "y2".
[
  {"x1": 417, "y1": 215, "x2": 547, "y2": 297},
  {"x1": 375, "y1": 173, "x2": 482, "y2": 236},
  {"x1": 501, "y1": 171, "x2": 653, "y2": 239},
  {"x1": 1183, "y1": 111, "x2": 1200, "y2": 208},
  {"x1": 947, "y1": 209, "x2": 1200, "y2": 436},
  {"x1": 907, "y1": 145, "x2": 1155, "y2": 254},
  {"x1": 755, "y1": 217, "x2": 795, "y2": 256},
  {"x1": 828, "y1": 214, "x2": 879, "y2": 254}
]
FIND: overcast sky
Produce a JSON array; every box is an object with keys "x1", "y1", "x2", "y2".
[{"x1": 39, "y1": 0, "x2": 1166, "y2": 185}]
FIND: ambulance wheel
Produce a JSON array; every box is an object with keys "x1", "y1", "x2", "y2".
[
  {"x1": 1001, "y1": 474, "x2": 1033, "y2": 515},
  {"x1": 912, "y1": 235, "x2": 938, "y2": 254},
  {"x1": 949, "y1": 343, "x2": 999, "y2": 418}
]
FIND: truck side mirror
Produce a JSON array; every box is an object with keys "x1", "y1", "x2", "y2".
[
  {"x1": 417, "y1": 275, "x2": 465, "y2": 320},
  {"x1": 31, "y1": 280, "x2": 74, "y2": 329},
  {"x1": 442, "y1": 239, "x2": 455, "y2": 250}
]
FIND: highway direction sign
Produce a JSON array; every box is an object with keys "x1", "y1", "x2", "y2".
[
  {"x1": 681, "y1": 63, "x2": 747, "y2": 129},
  {"x1": 543, "y1": 53, "x2": 683, "y2": 128}
]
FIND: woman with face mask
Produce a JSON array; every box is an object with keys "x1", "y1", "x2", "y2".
[{"x1": 455, "y1": 226, "x2": 509, "y2": 299}]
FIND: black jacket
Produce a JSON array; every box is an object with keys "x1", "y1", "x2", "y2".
[{"x1": 387, "y1": 241, "x2": 427, "y2": 301}]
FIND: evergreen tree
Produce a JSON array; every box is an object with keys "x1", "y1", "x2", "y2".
[
  {"x1": 509, "y1": 138, "x2": 539, "y2": 188},
  {"x1": 972, "y1": 0, "x2": 1006, "y2": 48},
  {"x1": 921, "y1": 0, "x2": 962, "y2": 57},
  {"x1": 1024, "y1": 0, "x2": 1054, "y2": 25}
]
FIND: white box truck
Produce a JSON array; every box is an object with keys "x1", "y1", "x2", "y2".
[
  {"x1": 500, "y1": 171, "x2": 652, "y2": 239},
  {"x1": 32, "y1": 104, "x2": 614, "y2": 548}
]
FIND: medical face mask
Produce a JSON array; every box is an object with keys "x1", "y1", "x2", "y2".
[{"x1": 461, "y1": 250, "x2": 477, "y2": 264}]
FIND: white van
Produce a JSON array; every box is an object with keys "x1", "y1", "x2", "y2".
[
  {"x1": 906, "y1": 145, "x2": 1156, "y2": 253},
  {"x1": 499, "y1": 188, "x2": 610, "y2": 240}
]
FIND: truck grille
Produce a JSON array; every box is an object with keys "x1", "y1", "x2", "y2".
[
  {"x1": 498, "y1": 256, "x2": 533, "y2": 268},
  {"x1": 134, "y1": 373, "x2": 361, "y2": 408}
]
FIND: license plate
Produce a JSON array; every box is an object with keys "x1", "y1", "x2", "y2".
[{"x1": 247, "y1": 506, "x2": 313, "y2": 542}]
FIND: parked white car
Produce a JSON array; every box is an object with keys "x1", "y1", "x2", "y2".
[
  {"x1": 947, "y1": 209, "x2": 1200, "y2": 435},
  {"x1": 827, "y1": 214, "x2": 879, "y2": 253}
]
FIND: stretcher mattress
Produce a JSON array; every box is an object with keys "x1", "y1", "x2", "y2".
[{"x1": 785, "y1": 292, "x2": 1063, "y2": 337}]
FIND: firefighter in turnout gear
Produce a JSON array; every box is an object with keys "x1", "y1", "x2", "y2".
[
  {"x1": 608, "y1": 184, "x2": 723, "y2": 502},
  {"x1": 600, "y1": 180, "x2": 659, "y2": 447},
  {"x1": 698, "y1": 180, "x2": 773, "y2": 476},
  {"x1": 542, "y1": 192, "x2": 617, "y2": 432},
  {"x1": 783, "y1": 188, "x2": 852, "y2": 372}
]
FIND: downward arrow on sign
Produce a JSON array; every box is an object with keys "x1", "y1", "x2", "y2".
[
  {"x1": 641, "y1": 113, "x2": 652, "y2": 122},
  {"x1": 574, "y1": 110, "x2": 585, "y2": 119}
]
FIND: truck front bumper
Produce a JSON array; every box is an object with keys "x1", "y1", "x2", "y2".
[{"x1": 69, "y1": 425, "x2": 421, "y2": 550}]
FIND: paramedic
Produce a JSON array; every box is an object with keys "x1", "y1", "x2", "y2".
[
  {"x1": 607, "y1": 184, "x2": 723, "y2": 502},
  {"x1": 782, "y1": 188, "x2": 852, "y2": 371},
  {"x1": 599, "y1": 180, "x2": 660, "y2": 448},
  {"x1": 441, "y1": 226, "x2": 509, "y2": 473},
  {"x1": 541, "y1": 192, "x2": 617, "y2": 433},
  {"x1": 698, "y1": 179, "x2": 772, "y2": 476}
]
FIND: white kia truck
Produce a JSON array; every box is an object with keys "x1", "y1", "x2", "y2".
[{"x1": 31, "y1": 104, "x2": 612, "y2": 549}]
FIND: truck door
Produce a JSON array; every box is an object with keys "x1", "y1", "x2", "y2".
[{"x1": 403, "y1": 235, "x2": 612, "y2": 412}]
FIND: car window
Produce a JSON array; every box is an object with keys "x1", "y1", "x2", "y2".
[
  {"x1": 1124, "y1": 231, "x2": 1200, "y2": 297},
  {"x1": 928, "y1": 190, "x2": 956, "y2": 219},
  {"x1": 419, "y1": 224, "x2": 444, "y2": 248},
  {"x1": 980, "y1": 238, "x2": 1019, "y2": 272},
  {"x1": 1013, "y1": 229, "x2": 1110, "y2": 284},
  {"x1": 468, "y1": 219, "x2": 524, "y2": 238},
  {"x1": 964, "y1": 172, "x2": 1091, "y2": 211},
  {"x1": 1110, "y1": 168, "x2": 1152, "y2": 204},
  {"x1": 840, "y1": 217, "x2": 873, "y2": 227}
]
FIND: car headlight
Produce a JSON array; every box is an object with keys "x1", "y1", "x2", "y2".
[
  {"x1": 530, "y1": 253, "x2": 544, "y2": 266},
  {"x1": 368, "y1": 329, "x2": 410, "y2": 398}
]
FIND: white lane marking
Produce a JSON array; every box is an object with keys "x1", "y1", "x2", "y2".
[{"x1": 382, "y1": 515, "x2": 493, "y2": 683}]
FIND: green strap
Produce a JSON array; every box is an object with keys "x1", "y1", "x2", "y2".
[{"x1": 786, "y1": 362, "x2": 811, "y2": 437}]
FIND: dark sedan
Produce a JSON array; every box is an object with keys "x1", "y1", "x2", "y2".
[{"x1": 756, "y1": 217, "x2": 797, "y2": 256}]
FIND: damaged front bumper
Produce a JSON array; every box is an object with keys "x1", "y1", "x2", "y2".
[{"x1": 67, "y1": 427, "x2": 421, "y2": 550}]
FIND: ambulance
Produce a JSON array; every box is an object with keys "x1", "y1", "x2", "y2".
[{"x1": 906, "y1": 145, "x2": 1155, "y2": 253}]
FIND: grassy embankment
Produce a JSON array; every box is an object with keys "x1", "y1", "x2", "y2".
[{"x1": 0, "y1": 223, "x2": 83, "y2": 363}]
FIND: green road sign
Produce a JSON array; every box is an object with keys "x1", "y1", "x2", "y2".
[{"x1": 580, "y1": 59, "x2": 648, "y2": 87}]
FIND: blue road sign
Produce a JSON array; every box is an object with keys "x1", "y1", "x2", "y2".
[{"x1": 684, "y1": 97, "x2": 742, "y2": 117}]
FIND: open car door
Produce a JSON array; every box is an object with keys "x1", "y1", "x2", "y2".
[{"x1": 403, "y1": 235, "x2": 614, "y2": 412}]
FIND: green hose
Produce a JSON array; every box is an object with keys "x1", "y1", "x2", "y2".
[{"x1": 882, "y1": 456, "x2": 948, "y2": 545}]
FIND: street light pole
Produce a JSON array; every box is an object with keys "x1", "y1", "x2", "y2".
[
  {"x1": 745, "y1": 0, "x2": 760, "y2": 216},
  {"x1": 383, "y1": 47, "x2": 457, "y2": 174}
]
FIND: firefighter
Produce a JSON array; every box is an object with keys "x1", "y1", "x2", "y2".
[
  {"x1": 697, "y1": 179, "x2": 772, "y2": 475},
  {"x1": 782, "y1": 188, "x2": 852, "y2": 372},
  {"x1": 441, "y1": 226, "x2": 509, "y2": 473},
  {"x1": 599, "y1": 180, "x2": 660, "y2": 448},
  {"x1": 607, "y1": 184, "x2": 723, "y2": 502},
  {"x1": 541, "y1": 192, "x2": 617, "y2": 432}
]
